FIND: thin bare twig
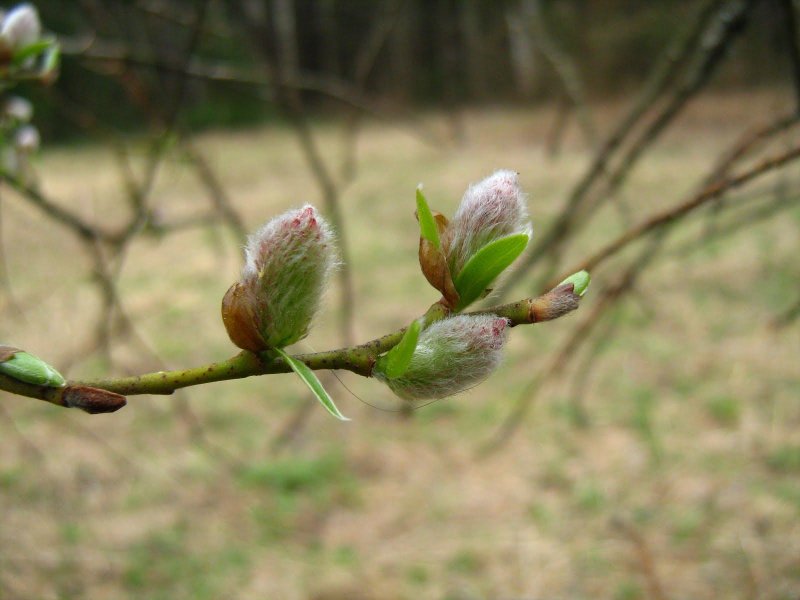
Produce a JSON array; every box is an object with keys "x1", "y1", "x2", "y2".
[
  {"x1": 778, "y1": 0, "x2": 800, "y2": 114},
  {"x1": 481, "y1": 234, "x2": 665, "y2": 455},
  {"x1": 232, "y1": 0, "x2": 358, "y2": 345},
  {"x1": 612, "y1": 517, "x2": 670, "y2": 600},
  {"x1": 524, "y1": 0, "x2": 596, "y2": 148},
  {"x1": 502, "y1": 0, "x2": 735, "y2": 295},
  {"x1": 547, "y1": 142, "x2": 800, "y2": 290}
]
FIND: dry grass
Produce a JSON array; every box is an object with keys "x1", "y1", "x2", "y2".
[{"x1": 1, "y1": 90, "x2": 799, "y2": 599}]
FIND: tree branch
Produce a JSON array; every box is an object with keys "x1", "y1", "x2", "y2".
[{"x1": 0, "y1": 283, "x2": 585, "y2": 411}]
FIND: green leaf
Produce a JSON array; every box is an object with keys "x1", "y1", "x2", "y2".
[
  {"x1": 275, "y1": 348, "x2": 349, "y2": 421},
  {"x1": 558, "y1": 270, "x2": 591, "y2": 296},
  {"x1": 454, "y1": 233, "x2": 530, "y2": 311},
  {"x1": 0, "y1": 351, "x2": 66, "y2": 387},
  {"x1": 12, "y1": 39, "x2": 55, "y2": 66},
  {"x1": 379, "y1": 319, "x2": 420, "y2": 379},
  {"x1": 416, "y1": 187, "x2": 440, "y2": 250}
]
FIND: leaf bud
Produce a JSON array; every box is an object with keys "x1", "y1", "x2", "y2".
[{"x1": 0, "y1": 345, "x2": 65, "y2": 387}]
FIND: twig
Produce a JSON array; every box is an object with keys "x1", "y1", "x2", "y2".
[
  {"x1": 481, "y1": 237, "x2": 663, "y2": 455},
  {"x1": 65, "y1": 42, "x2": 443, "y2": 149},
  {"x1": 0, "y1": 282, "x2": 585, "y2": 410},
  {"x1": 524, "y1": 0, "x2": 596, "y2": 148},
  {"x1": 778, "y1": 0, "x2": 800, "y2": 114},
  {"x1": 501, "y1": 0, "x2": 732, "y2": 295},
  {"x1": 231, "y1": 0, "x2": 358, "y2": 345},
  {"x1": 483, "y1": 118, "x2": 800, "y2": 453},
  {"x1": 771, "y1": 293, "x2": 800, "y2": 328},
  {"x1": 0, "y1": 171, "x2": 109, "y2": 242},
  {"x1": 0, "y1": 190, "x2": 25, "y2": 318},
  {"x1": 546, "y1": 142, "x2": 800, "y2": 290},
  {"x1": 682, "y1": 186, "x2": 800, "y2": 257},
  {"x1": 179, "y1": 140, "x2": 247, "y2": 239},
  {"x1": 338, "y1": 0, "x2": 406, "y2": 183},
  {"x1": 612, "y1": 517, "x2": 669, "y2": 600}
]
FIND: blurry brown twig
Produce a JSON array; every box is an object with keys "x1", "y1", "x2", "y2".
[
  {"x1": 338, "y1": 0, "x2": 406, "y2": 183},
  {"x1": 778, "y1": 0, "x2": 800, "y2": 114},
  {"x1": 771, "y1": 294, "x2": 800, "y2": 328},
  {"x1": 612, "y1": 517, "x2": 670, "y2": 600},
  {"x1": 502, "y1": 0, "x2": 739, "y2": 295},
  {"x1": 548, "y1": 140, "x2": 800, "y2": 290},
  {"x1": 483, "y1": 113, "x2": 800, "y2": 454},
  {"x1": 232, "y1": 0, "x2": 358, "y2": 346},
  {"x1": 522, "y1": 0, "x2": 597, "y2": 150},
  {"x1": 0, "y1": 192, "x2": 25, "y2": 318},
  {"x1": 480, "y1": 234, "x2": 664, "y2": 456}
]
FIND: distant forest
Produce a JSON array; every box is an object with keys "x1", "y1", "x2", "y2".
[{"x1": 22, "y1": 0, "x2": 798, "y2": 139}]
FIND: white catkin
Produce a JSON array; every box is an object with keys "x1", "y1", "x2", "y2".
[
  {"x1": 443, "y1": 169, "x2": 532, "y2": 277},
  {"x1": 376, "y1": 314, "x2": 509, "y2": 402},
  {"x1": 0, "y1": 4, "x2": 41, "y2": 49},
  {"x1": 241, "y1": 205, "x2": 338, "y2": 347}
]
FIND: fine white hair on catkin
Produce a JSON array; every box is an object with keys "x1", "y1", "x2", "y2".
[
  {"x1": 376, "y1": 314, "x2": 509, "y2": 402},
  {"x1": 443, "y1": 169, "x2": 532, "y2": 277},
  {"x1": 241, "y1": 205, "x2": 338, "y2": 347}
]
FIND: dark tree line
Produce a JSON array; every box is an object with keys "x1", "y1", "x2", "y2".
[{"x1": 18, "y1": 0, "x2": 798, "y2": 140}]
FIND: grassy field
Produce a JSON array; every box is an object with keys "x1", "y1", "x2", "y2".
[{"x1": 1, "y1": 90, "x2": 799, "y2": 599}]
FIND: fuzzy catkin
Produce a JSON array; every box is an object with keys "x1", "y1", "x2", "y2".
[
  {"x1": 443, "y1": 169, "x2": 531, "y2": 278},
  {"x1": 241, "y1": 205, "x2": 338, "y2": 348},
  {"x1": 376, "y1": 314, "x2": 509, "y2": 401}
]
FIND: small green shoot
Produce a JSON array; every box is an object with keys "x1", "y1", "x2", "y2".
[
  {"x1": 11, "y1": 38, "x2": 55, "y2": 66},
  {"x1": 377, "y1": 319, "x2": 421, "y2": 379},
  {"x1": 416, "y1": 186, "x2": 440, "y2": 249},
  {"x1": 558, "y1": 270, "x2": 591, "y2": 296}
]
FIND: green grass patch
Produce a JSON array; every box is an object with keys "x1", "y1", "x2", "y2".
[
  {"x1": 447, "y1": 549, "x2": 485, "y2": 574},
  {"x1": 766, "y1": 445, "x2": 800, "y2": 473},
  {"x1": 705, "y1": 394, "x2": 741, "y2": 427},
  {"x1": 241, "y1": 453, "x2": 359, "y2": 543},
  {"x1": 574, "y1": 482, "x2": 607, "y2": 513},
  {"x1": 123, "y1": 523, "x2": 248, "y2": 600}
]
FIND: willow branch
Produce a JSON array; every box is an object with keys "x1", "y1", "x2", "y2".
[{"x1": 0, "y1": 284, "x2": 584, "y2": 411}]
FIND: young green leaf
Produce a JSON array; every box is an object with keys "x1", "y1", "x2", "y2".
[
  {"x1": 377, "y1": 319, "x2": 421, "y2": 379},
  {"x1": 11, "y1": 39, "x2": 54, "y2": 66},
  {"x1": 558, "y1": 270, "x2": 591, "y2": 296},
  {"x1": 274, "y1": 348, "x2": 349, "y2": 421},
  {"x1": 416, "y1": 187, "x2": 440, "y2": 250},
  {"x1": 0, "y1": 350, "x2": 66, "y2": 387},
  {"x1": 454, "y1": 233, "x2": 529, "y2": 311}
]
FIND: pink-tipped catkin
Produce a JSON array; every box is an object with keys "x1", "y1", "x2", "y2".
[
  {"x1": 443, "y1": 169, "x2": 531, "y2": 278},
  {"x1": 223, "y1": 205, "x2": 337, "y2": 350},
  {"x1": 375, "y1": 314, "x2": 509, "y2": 402}
]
